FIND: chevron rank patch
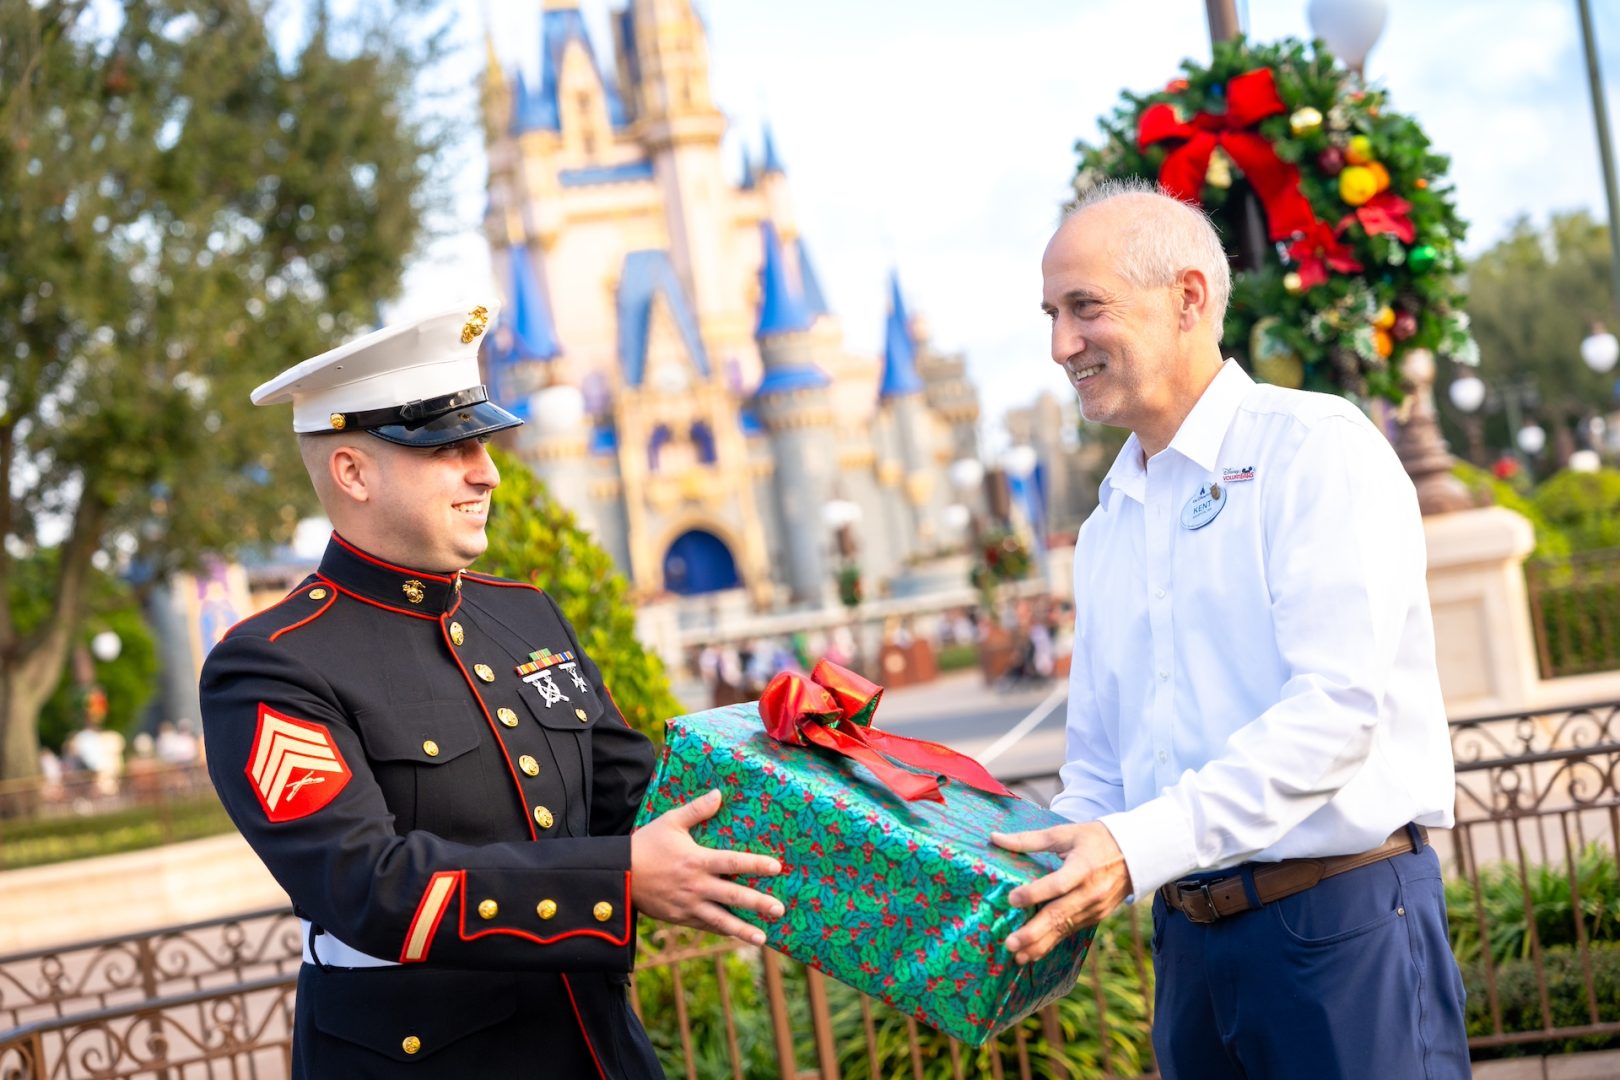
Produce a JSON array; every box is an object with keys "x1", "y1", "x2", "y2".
[{"x1": 246, "y1": 705, "x2": 351, "y2": 822}]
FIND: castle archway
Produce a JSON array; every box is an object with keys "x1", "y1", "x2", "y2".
[{"x1": 662, "y1": 529, "x2": 740, "y2": 595}]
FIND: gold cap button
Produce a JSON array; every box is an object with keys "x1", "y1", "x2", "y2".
[
  {"x1": 537, "y1": 899, "x2": 557, "y2": 920},
  {"x1": 422, "y1": 740, "x2": 439, "y2": 757},
  {"x1": 478, "y1": 899, "x2": 498, "y2": 920},
  {"x1": 534, "y1": 805, "x2": 554, "y2": 829},
  {"x1": 474, "y1": 664, "x2": 495, "y2": 683},
  {"x1": 497, "y1": 707, "x2": 519, "y2": 728},
  {"x1": 575, "y1": 708, "x2": 588, "y2": 722},
  {"x1": 450, "y1": 622, "x2": 464, "y2": 646},
  {"x1": 402, "y1": 1035, "x2": 421, "y2": 1055},
  {"x1": 309, "y1": 588, "x2": 327, "y2": 600},
  {"x1": 519, "y1": 755, "x2": 539, "y2": 777},
  {"x1": 593, "y1": 902, "x2": 614, "y2": 923},
  {"x1": 329, "y1": 412, "x2": 347, "y2": 431}
]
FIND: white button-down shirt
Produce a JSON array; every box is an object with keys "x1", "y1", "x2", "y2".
[{"x1": 1050, "y1": 361, "x2": 1455, "y2": 899}]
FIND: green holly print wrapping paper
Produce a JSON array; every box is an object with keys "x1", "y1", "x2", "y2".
[{"x1": 634, "y1": 703, "x2": 1093, "y2": 1046}]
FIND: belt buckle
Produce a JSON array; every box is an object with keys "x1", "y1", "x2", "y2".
[{"x1": 1198, "y1": 881, "x2": 1223, "y2": 922}]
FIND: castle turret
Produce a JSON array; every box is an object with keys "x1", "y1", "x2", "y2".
[
  {"x1": 752, "y1": 223, "x2": 836, "y2": 605},
  {"x1": 874, "y1": 271, "x2": 939, "y2": 545}
]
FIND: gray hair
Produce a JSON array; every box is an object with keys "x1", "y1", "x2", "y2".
[{"x1": 1069, "y1": 177, "x2": 1232, "y2": 336}]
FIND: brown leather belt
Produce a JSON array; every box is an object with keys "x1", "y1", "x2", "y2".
[{"x1": 1159, "y1": 825, "x2": 1428, "y2": 925}]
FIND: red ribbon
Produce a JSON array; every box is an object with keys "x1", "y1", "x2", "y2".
[
  {"x1": 1286, "y1": 219, "x2": 1363, "y2": 290},
  {"x1": 758, "y1": 660, "x2": 1014, "y2": 804},
  {"x1": 1137, "y1": 69, "x2": 1317, "y2": 242},
  {"x1": 1341, "y1": 192, "x2": 1415, "y2": 245}
]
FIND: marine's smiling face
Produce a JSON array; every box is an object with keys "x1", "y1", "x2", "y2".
[{"x1": 368, "y1": 435, "x2": 500, "y2": 572}]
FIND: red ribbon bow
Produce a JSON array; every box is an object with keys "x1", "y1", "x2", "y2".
[
  {"x1": 1137, "y1": 69, "x2": 1317, "y2": 242},
  {"x1": 758, "y1": 660, "x2": 1014, "y2": 804}
]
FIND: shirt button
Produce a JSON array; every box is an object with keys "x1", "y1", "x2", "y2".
[
  {"x1": 593, "y1": 902, "x2": 614, "y2": 923},
  {"x1": 1158, "y1": 669, "x2": 1170, "y2": 682},
  {"x1": 1157, "y1": 750, "x2": 1168, "y2": 764},
  {"x1": 402, "y1": 1036, "x2": 422, "y2": 1055},
  {"x1": 498, "y1": 708, "x2": 519, "y2": 728},
  {"x1": 478, "y1": 899, "x2": 498, "y2": 920},
  {"x1": 537, "y1": 899, "x2": 557, "y2": 920},
  {"x1": 519, "y1": 755, "x2": 540, "y2": 777},
  {"x1": 1154, "y1": 587, "x2": 1166, "y2": 599}
]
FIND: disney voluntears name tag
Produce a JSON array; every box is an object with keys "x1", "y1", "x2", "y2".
[{"x1": 1180, "y1": 482, "x2": 1226, "y2": 529}]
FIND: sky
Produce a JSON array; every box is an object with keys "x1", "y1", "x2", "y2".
[{"x1": 395, "y1": 0, "x2": 1620, "y2": 454}]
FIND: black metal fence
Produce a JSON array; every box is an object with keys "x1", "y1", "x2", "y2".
[{"x1": 3, "y1": 700, "x2": 1619, "y2": 1077}]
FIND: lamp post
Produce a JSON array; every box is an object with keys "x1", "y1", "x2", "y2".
[
  {"x1": 1306, "y1": 0, "x2": 1391, "y2": 78},
  {"x1": 1576, "y1": 0, "x2": 1620, "y2": 332}
]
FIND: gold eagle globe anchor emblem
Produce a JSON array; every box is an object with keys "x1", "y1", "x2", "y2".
[
  {"x1": 460, "y1": 306, "x2": 490, "y2": 344},
  {"x1": 402, "y1": 579, "x2": 426, "y2": 605}
]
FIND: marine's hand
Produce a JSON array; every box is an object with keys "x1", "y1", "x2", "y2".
[
  {"x1": 991, "y1": 821, "x2": 1131, "y2": 965},
  {"x1": 631, "y1": 789, "x2": 784, "y2": 945}
]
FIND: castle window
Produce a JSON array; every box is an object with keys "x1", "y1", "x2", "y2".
[
  {"x1": 691, "y1": 421, "x2": 716, "y2": 464},
  {"x1": 649, "y1": 424, "x2": 672, "y2": 472}
]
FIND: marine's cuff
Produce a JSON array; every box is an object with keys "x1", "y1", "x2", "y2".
[{"x1": 1099, "y1": 797, "x2": 1199, "y2": 900}]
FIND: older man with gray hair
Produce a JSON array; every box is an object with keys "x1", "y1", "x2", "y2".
[{"x1": 991, "y1": 180, "x2": 1468, "y2": 1079}]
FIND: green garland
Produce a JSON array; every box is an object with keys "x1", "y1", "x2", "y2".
[{"x1": 1073, "y1": 37, "x2": 1473, "y2": 402}]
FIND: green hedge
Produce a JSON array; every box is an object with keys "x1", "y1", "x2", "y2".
[
  {"x1": 0, "y1": 795, "x2": 234, "y2": 871},
  {"x1": 1463, "y1": 942, "x2": 1620, "y2": 1059}
]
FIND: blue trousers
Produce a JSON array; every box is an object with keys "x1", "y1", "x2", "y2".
[{"x1": 1150, "y1": 843, "x2": 1469, "y2": 1080}]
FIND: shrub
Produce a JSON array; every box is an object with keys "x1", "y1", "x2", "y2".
[
  {"x1": 1531, "y1": 468, "x2": 1620, "y2": 554},
  {"x1": 1462, "y1": 941, "x2": 1620, "y2": 1059},
  {"x1": 1447, "y1": 844, "x2": 1620, "y2": 967}
]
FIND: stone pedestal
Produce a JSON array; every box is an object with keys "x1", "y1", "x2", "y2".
[{"x1": 1423, "y1": 506, "x2": 1540, "y2": 717}]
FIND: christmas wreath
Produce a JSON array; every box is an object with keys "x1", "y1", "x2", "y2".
[{"x1": 1073, "y1": 37, "x2": 1473, "y2": 402}]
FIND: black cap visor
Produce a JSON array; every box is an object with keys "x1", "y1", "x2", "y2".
[{"x1": 366, "y1": 399, "x2": 524, "y2": 447}]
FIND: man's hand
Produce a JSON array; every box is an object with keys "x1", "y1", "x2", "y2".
[
  {"x1": 991, "y1": 821, "x2": 1132, "y2": 965},
  {"x1": 631, "y1": 789, "x2": 784, "y2": 946}
]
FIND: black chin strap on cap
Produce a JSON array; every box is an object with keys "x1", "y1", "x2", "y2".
[{"x1": 333, "y1": 385, "x2": 493, "y2": 433}]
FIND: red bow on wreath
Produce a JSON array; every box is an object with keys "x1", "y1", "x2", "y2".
[
  {"x1": 758, "y1": 660, "x2": 1014, "y2": 804},
  {"x1": 1286, "y1": 219, "x2": 1363, "y2": 290},
  {"x1": 1137, "y1": 68, "x2": 1316, "y2": 241}
]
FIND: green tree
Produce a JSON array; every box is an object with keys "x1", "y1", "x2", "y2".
[
  {"x1": 1453, "y1": 212, "x2": 1620, "y2": 462},
  {"x1": 478, "y1": 448, "x2": 685, "y2": 740},
  {"x1": 1531, "y1": 467, "x2": 1620, "y2": 553},
  {"x1": 0, "y1": 0, "x2": 455, "y2": 779}
]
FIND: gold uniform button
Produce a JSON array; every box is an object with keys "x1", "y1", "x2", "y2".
[
  {"x1": 402, "y1": 1035, "x2": 421, "y2": 1055},
  {"x1": 474, "y1": 664, "x2": 495, "y2": 683},
  {"x1": 534, "y1": 805, "x2": 554, "y2": 829},
  {"x1": 478, "y1": 899, "x2": 499, "y2": 920},
  {"x1": 450, "y1": 622, "x2": 464, "y2": 646},
  {"x1": 593, "y1": 902, "x2": 614, "y2": 923},
  {"x1": 537, "y1": 899, "x2": 557, "y2": 920},
  {"x1": 309, "y1": 588, "x2": 328, "y2": 600},
  {"x1": 422, "y1": 740, "x2": 440, "y2": 757},
  {"x1": 575, "y1": 708, "x2": 588, "y2": 722},
  {"x1": 519, "y1": 755, "x2": 539, "y2": 777},
  {"x1": 497, "y1": 708, "x2": 519, "y2": 728}
]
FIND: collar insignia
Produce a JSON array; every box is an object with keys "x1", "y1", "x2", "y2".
[{"x1": 402, "y1": 579, "x2": 426, "y2": 604}]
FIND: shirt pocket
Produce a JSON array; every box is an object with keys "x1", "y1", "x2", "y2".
[{"x1": 518, "y1": 660, "x2": 608, "y2": 732}]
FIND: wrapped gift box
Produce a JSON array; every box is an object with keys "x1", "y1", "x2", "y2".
[{"x1": 635, "y1": 698, "x2": 1092, "y2": 1045}]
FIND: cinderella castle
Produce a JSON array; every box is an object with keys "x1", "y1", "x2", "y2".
[{"x1": 477, "y1": 0, "x2": 983, "y2": 612}]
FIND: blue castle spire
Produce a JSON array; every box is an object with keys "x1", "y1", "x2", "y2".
[
  {"x1": 796, "y1": 239, "x2": 829, "y2": 319},
  {"x1": 755, "y1": 222, "x2": 812, "y2": 338},
  {"x1": 879, "y1": 270, "x2": 924, "y2": 399},
  {"x1": 500, "y1": 244, "x2": 561, "y2": 363},
  {"x1": 760, "y1": 123, "x2": 786, "y2": 174}
]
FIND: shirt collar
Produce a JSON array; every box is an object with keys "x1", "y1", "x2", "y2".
[
  {"x1": 1165, "y1": 359, "x2": 1254, "y2": 473},
  {"x1": 319, "y1": 533, "x2": 461, "y2": 616},
  {"x1": 1094, "y1": 360, "x2": 1253, "y2": 511}
]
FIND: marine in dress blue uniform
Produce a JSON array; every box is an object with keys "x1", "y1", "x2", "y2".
[{"x1": 202, "y1": 302, "x2": 778, "y2": 1077}]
